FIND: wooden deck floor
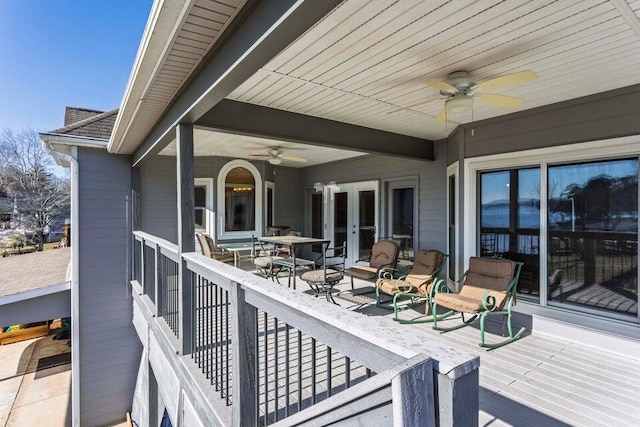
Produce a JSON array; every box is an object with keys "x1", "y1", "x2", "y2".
[{"x1": 322, "y1": 278, "x2": 640, "y2": 427}]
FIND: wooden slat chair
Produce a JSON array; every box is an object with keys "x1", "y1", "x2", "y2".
[
  {"x1": 374, "y1": 249, "x2": 448, "y2": 322},
  {"x1": 432, "y1": 257, "x2": 524, "y2": 349},
  {"x1": 344, "y1": 240, "x2": 399, "y2": 291},
  {"x1": 196, "y1": 233, "x2": 234, "y2": 264},
  {"x1": 301, "y1": 241, "x2": 346, "y2": 304}
]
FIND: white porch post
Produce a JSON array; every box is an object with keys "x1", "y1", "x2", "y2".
[{"x1": 177, "y1": 123, "x2": 195, "y2": 355}]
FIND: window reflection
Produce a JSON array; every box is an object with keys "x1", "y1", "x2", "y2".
[
  {"x1": 548, "y1": 159, "x2": 638, "y2": 316},
  {"x1": 224, "y1": 167, "x2": 255, "y2": 232}
]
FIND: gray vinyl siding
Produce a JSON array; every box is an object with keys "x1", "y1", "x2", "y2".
[
  {"x1": 273, "y1": 166, "x2": 302, "y2": 232},
  {"x1": 78, "y1": 148, "x2": 141, "y2": 426},
  {"x1": 461, "y1": 84, "x2": 640, "y2": 158},
  {"x1": 301, "y1": 142, "x2": 447, "y2": 253},
  {"x1": 140, "y1": 156, "x2": 177, "y2": 243}
]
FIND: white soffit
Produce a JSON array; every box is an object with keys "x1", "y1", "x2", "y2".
[
  {"x1": 158, "y1": 127, "x2": 367, "y2": 167},
  {"x1": 228, "y1": 0, "x2": 640, "y2": 140},
  {"x1": 110, "y1": 0, "x2": 247, "y2": 154}
]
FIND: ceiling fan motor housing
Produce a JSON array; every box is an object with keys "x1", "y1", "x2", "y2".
[{"x1": 440, "y1": 70, "x2": 476, "y2": 95}]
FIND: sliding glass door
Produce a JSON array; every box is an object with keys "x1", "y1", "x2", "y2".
[{"x1": 547, "y1": 159, "x2": 638, "y2": 317}]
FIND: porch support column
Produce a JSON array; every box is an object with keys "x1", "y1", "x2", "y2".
[{"x1": 177, "y1": 123, "x2": 195, "y2": 355}]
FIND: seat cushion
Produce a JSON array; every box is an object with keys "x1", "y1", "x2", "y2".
[
  {"x1": 411, "y1": 250, "x2": 444, "y2": 276},
  {"x1": 211, "y1": 252, "x2": 234, "y2": 263},
  {"x1": 345, "y1": 265, "x2": 378, "y2": 280},
  {"x1": 434, "y1": 286, "x2": 507, "y2": 313},
  {"x1": 369, "y1": 240, "x2": 399, "y2": 269},
  {"x1": 301, "y1": 269, "x2": 343, "y2": 284},
  {"x1": 465, "y1": 257, "x2": 516, "y2": 292},
  {"x1": 375, "y1": 278, "x2": 414, "y2": 295},
  {"x1": 253, "y1": 256, "x2": 284, "y2": 268}
]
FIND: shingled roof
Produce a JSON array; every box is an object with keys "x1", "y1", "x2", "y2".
[{"x1": 50, "y1": 107, "x2": 119, "y2": 140}]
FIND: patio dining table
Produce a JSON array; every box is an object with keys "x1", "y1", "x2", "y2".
[
  {"x1": 217, "y1": 241, "x2": 259, "y2": 267},
  {"x1": 258, "y1": 235, "x2": 330, "y2": 289}
]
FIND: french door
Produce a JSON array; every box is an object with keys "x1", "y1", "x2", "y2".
[{"x1": 327, "y1": 181, "x2": 379, "y2": 267}]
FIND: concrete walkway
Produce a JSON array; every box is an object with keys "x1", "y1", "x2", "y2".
[{"x1": 0, "y1": 335, "x2": 71, "y2": 427}]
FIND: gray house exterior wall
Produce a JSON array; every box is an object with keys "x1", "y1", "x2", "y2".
[
  {"x1": 139, "y1": 154, "x2": 302, "y2": 243},
  {"x1": 300, "y1": 141, "x2": 447, "y2": 254},
  {"x1": 78, "y1": 148, "x2": 141, "y2": 426}
]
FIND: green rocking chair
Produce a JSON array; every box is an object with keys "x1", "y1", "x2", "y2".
[
  {"x1": 431, "y1": 257, "x2": 525, "y2": 349},
  {"x1": 374, "y1": 250, "x2": 448, "y2": 323}
]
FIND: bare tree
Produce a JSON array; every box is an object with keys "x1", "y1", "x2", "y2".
[{"x1": 0, "y1": 128, "x2": 70, "y2": 250}]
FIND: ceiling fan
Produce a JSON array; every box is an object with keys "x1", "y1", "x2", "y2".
[
  {"x1": 249, "y1": 148, "x2": 308, "y2": 165},
  {"x1": 389, "y1": 70, "x2": 538, "y2": 122}
]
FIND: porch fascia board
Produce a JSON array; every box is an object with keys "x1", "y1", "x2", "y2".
[
  {"x1": 132, "y1": 0, "x2": 343, "y2": 167},
  {"x1": 196, "y1": 99, "x2": 435, "y2": 161}
]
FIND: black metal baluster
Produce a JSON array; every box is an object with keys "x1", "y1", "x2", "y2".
[
  {"x1": 285, "y1": 324, "x2": 290, "y2": 418},
  {"x1": 274, "y1": 317, "x2": 279, "y2": 421},
  {"x1": 225, "y1": 290, "x2": 230, "y2": 405},
  {"x1": 326, "y1": 346, "x2": 332, "y2": 398},
  {"x1": 345, "y1": 356, "x2": 351, "y2": 389},
  {"x1": 311, "y1": 338, "x2": 316, "y2": 405},
  {"x1": 263, "y1": 312, "x2": 269, "y2": 425},
  {"x1": 255, "y1": 311, "x2": 260, "y2": 426},
  {"x1": 297, "y1": 330, "x2": 302, "y2": 413}
]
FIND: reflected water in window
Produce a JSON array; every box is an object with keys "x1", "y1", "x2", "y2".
[{"x1": 548, "y1": 159, "x2": 638, "y2": 317}]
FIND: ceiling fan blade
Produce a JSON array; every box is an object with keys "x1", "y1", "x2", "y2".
[
  {"x1": 279, "y1": 153, "x2": 308, "y2": 163},
  {"x1": 475, "y1": 93, "x2": 524, "y2": 108},
  {"x1": 435, "y1": 107, "x2": 447, "y2": 123},
  {"x1": 471, "y1": 70, "x2": 537, "y2": 92},
  {"x1": 387, "y1": 97, "x2": 442, "y2": 115},
  {"x1": 424, "y1": 79, "x2": 457, "y2": 93},
  {"x1": 249, "y1": 154, "x2": 270, "y2": 158}
]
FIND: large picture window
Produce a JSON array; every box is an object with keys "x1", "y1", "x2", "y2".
[{"x1": 217, "y1": 160, "x2": 262, "y2": 240}]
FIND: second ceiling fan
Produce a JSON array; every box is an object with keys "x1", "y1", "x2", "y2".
[
  {"x1": 249, "y1": 147, "x2": 308, "y2": 165},
  {"x1": 390, "y1": 69, "x2": 538, "y2": 122}
]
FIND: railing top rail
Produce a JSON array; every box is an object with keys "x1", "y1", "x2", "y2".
[
  {"x1": 133, "y1": 230, "x2": 179, "y2": 256},
  {"x1": 183, "y1": 252, "x2": 479, "y2": 379}
]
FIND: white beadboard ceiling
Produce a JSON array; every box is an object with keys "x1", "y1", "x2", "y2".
[
  {"x1": 227, "y1": 0, "x2": 640, "y2": 140},
  {"x1": 159, "y1": 128, "x2": 367, "y2": 167},
  {"x1": 110, "y1": 0, "x2": 246, "y2": 154}
]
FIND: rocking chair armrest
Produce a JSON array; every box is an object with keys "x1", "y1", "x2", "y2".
[
  {"x1": 378, "y1": 267, "x2": 401, "y2": 280},
  {"x1": 429, "y1": 278, "x2": 449, "y2": 299},
  {"x1": 481, "y1": 289, "x2": 500, "y2": 312}
]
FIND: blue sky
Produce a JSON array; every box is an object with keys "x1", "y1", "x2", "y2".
[{"x1": 0, "y1": 1, "x2": 152, "y2": 132}]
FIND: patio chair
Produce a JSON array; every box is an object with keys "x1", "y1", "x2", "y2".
[
  {"x1": 431, "y1": 257, "x2": 524, "y2": 349},
  {"x1": 196, "y1": 233, "x2": 234, "y2": 264},
  {"x1": 251, "y1": 235, "x2": 285, "y2": 281},
  {"x1": 301, "y1": 242, "x2": 346, "y2": 303},
  {"x1": 344, "y1": 240, "x2": 399, "y2": 291},
  {"x1": 375, "y1": 249, "x2": 448, "y2": 322}
]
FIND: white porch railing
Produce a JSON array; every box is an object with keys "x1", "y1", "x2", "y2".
[{"x1": 132, "y1": 231, "x2": 480, "y2": 426}]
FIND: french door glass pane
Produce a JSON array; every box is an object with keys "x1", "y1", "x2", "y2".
[
  {"x1": 448, "y1": 175, "x2": 455, "y2": 280},
  {"x1": 547, "y1": 159, "x2": 638, "y2": 316},
  {"x1": 334, "y1": 192, "x2": 348, "y2": 252},
  {"x1": 392, "y1": 188, "x2": 414, "y2": 260},
  {"x1": 359, "y1": 190, "x2": 376, "y2": 259}
]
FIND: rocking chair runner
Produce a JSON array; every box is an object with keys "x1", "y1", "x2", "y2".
[
  {"x1": 431, "y1": 257, "x2": 524, "y2": 349},
  {"x1": 374, "y1": 250, "x2": 447, "y2": 322}
]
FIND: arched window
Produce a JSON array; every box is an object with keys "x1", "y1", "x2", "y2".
[{"x1": 217, "y1": 160, "x2": 262, "y2": 239}]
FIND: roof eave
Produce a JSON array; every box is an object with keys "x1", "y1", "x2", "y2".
[{"x1": 108, "y1": 0, "x2": 193, "y2": 154}]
